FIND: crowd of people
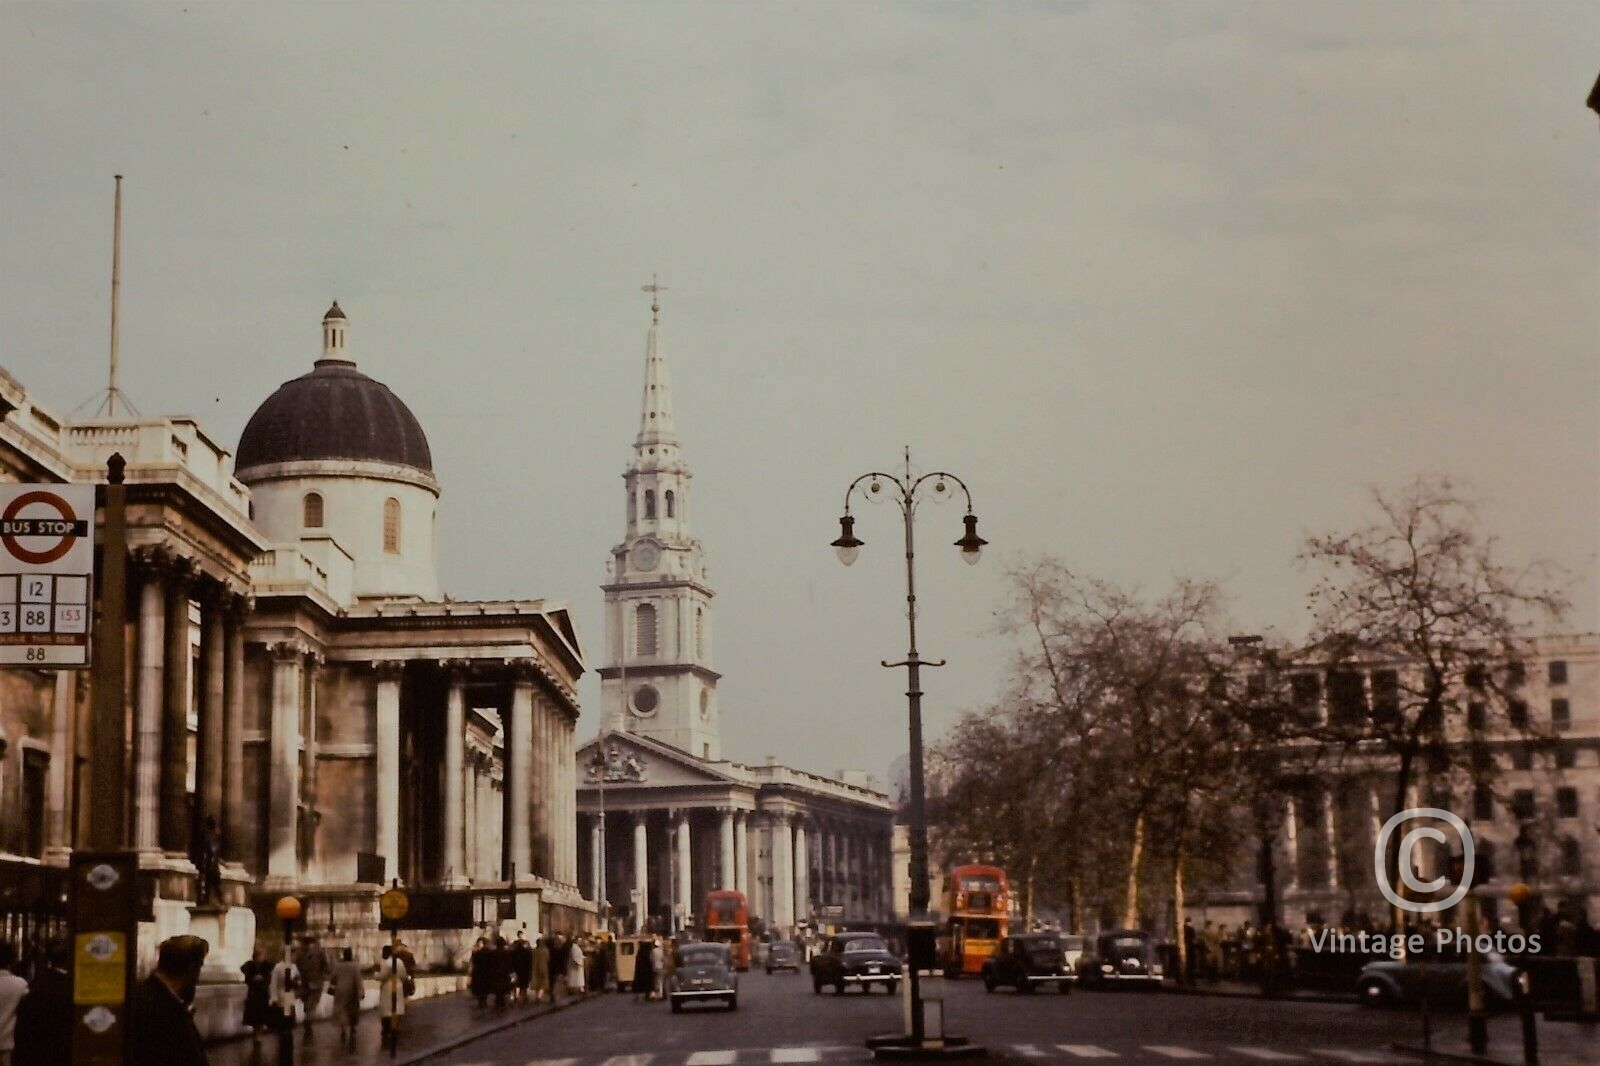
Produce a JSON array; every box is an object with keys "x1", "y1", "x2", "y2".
[{"x1": 466, "y1": 930, "x2": 600, "y2": 1007}]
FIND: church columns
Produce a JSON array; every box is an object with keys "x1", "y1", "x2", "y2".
[
  {"x1": 442, "y1": 667, "x2": 467, "y2": 887},
  {"x1": 561, "y1": 711, "x2": 577, "y2": 884},
  {"x1": 772, "y1": 812, "x2": 794, "y2": 933},
  {"x1": 266, "y1": 641, "x2": 304, "y2": 883},
  {"x1": 675, "y1": 809, "x2": 693, "y2": 928},
  {"x1": 590, "y1": 816, "x2": 605, "y2": 902},
  {"x1": 506, "y1": 675, "x2": 535, "y2": 880},
  {"x1": 1324, "y1": 789, "x2": 1340, "y2": 890},
  {"x1": 198, "y1": 589, "x2": 227, "y2": 856},
  {"x1": 132, "y1": 556, "x2": 165, "y2": 852},
  {"x1": 223, "y1": 598, "x2": 248, "y2": 864},
  {"x1": 793, "y1": 819, "x2": 809, "y2": 926},
  {"x1": 159, "y1": 560, "x2": 195, "y2": 853},
  {"x1": 719, "y1": 809, "x2": 736, "y2": 891},
  {"x1": 1284, "y1": 796, "x2": 1300, "y2": 890},
  {"x1": 734, "y1": 811, "x2": 749, "y2": 895},
  {"x1": 633, "y1": 812, "x2": 650, "y2": 933},
  {"x1": 375, "y1": 663, "x2": 403, "y2": 882}
]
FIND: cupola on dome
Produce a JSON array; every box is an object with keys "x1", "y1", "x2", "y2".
[{"x1": 235, "y1": 302, "x2": 433, "y2": 477}]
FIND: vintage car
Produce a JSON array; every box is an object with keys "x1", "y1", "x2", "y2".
[
  {"x1": 1356, "y1": 950, "x2": 1520, "y2": 1008},
  {"x1": 982, "y1": 933, "x2": 1074, "y2": 994},
  {"x1": 810, "y1": 932, "x2": 903, "y2": 994},
  {"x1": 1078, "y1": 929, "x2": 1164, "y2": 988},
  {"x1": 765, "y1": 940, "x2": 802, "y2": 974},
  {"x1": 669, "y1": 942, "x2": 739, "y2": 1012}
]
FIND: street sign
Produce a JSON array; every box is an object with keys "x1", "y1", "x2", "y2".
[
  {"x1": 0, "y1": 484, "x2": 94, "y2": 667},
  {"x1": 69, "y1": 851, "x2": 138, "y2": 1066},
  {"x1": 379, "y1": 887, "x2": 410, "y2": 923}
]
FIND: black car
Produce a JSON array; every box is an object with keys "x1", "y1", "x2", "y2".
[
  {"x1": 669, "y1": 942, "x2": 739, "y2": 1012},
  {"x1": 765, "y1": 940, "x2": 802, "y2": 974},
  {"x1": 810, "y1": 932, "x2": 902, "y2": 994},
  {"x1": 983, "y1": 933, "x2": 1073, "y2": 994},
  {"x1": 1078, "y1": 929, "x2": 1164, "y2": 988}
]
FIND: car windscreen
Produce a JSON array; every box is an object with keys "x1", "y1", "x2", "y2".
[
  {"x1": 678, "y1": 948, "x2": 725, "y2": 966},
  {"x1": 1109, "y1": 937, "x2": 1147, "y2": 952},
  {"x1": 1024, "y1": 938, "x2": 1060, "y2": 952},
  {"x1": 843, "y1": 937, "x2": 888, "y2": 953},
  {"x1": 1062, "y1": 936, "x2": 1085, "y2": 950}
]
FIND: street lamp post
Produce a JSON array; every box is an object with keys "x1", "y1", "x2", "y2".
[
  {"x1": 586, "y1": 739, "x2": 610, "y2": 931},
  {"x1": 833, "y1": 448, "x2": 986, "y2": 1059}
]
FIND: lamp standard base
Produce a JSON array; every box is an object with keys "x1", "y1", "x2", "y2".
[{"x1": 865, "y1": 1034, "x2": 985, "y2": 1060}]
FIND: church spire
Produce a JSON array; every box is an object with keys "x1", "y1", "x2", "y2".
[{"x1": 634, "y1": 277, "x2": 676, "y2": 456}]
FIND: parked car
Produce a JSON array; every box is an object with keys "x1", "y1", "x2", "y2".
[
  {"x1": 1356, "y1": 950, "x2": 1519, "y2": 1009},
  {"x1": 1060, "y1": 934, "x2": 1086, "y2": 978},
  {"x1": 810, "y1": 932, "x2": 903, "y2": 995},
  {"x1": 765, "y1": 940, "x2": 802, "y2": 974},
  {"x1": 982, "y1": 933, "x2": 1074, "y2": 994},
  {"x1": 670, "y1": 942, "x2": 738, "y2": 1012},
  {"x1": 1078, "y1": 929, "x2": 1164, "y2": 988}
]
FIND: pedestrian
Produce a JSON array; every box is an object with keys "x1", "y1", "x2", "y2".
[
  {"x1": 377, "y1": 944, "x2": 408, "y2": 1058},
  {"x1": 532, "y1": 936, "x2": 552, "y2": 1003},
  {"x1": 493, "y1": 936, "x2": 514, "y2": 1009},
  {"x1": 240, "y1": 944, "x2": 273, "y2": 1041},
  {"x1": 510, "y1": 933, "x2": 533, "y2": 1004},
  {"x1": 298, "y1": 935, "x2": 330, "y2": 1032},
  {"x1": 650, "y1": 938, "x2": 667, "y2": 1001},
  {"x1": 550, "y1": 933, "x2": 569, "y2": 999},
  {"x1": 632, "y1": 936, "x2": 655, "y2": 1001},
  {"x1": 10, "y1": 939, "x2": 67, "y2": 1066},
  {"x1": 565, "y1": 938, "x2": 586, "y2": 996},
  {"x1": 330, "y1": 947, "x2": 363, "y2": 1052},
  {"x1": 0, "y1": 943, "x2": 28, "y2": 1066},
  {"x1": 127, "y1": 934, "x2": 210, "y2": 1066},
  {"x1": 269, "y1": 945, "x2": 301, "y2": 1044},
  {"x1": 469, "y1": 938, "x2": 491, "y2": 1008},
  {"x1": 1182, "y1": 919, "x2": 1198, "y2": 984}
]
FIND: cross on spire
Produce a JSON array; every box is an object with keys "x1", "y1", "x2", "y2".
[{"x1": 642, "y1": 275, "x2": 667, "y2": 324}]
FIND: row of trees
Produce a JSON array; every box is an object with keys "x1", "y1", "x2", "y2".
[{"x1": 928, "y1": 477, "x2": 1569, "y2": 941}]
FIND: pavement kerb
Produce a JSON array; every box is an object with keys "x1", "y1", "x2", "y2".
[
  {"x1": 1390, "y1": 1043, "x2": 1515, "y2": 1065},
  {"x1": 398, "y1": 991, "x2": 599, "y2": 1065},
  {"x1": 1163, "y1": 983, "x2": 1356, "y2": 1006}
]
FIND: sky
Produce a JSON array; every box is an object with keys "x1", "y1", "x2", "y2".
[{"x1": 3, "y1": 2, "x2": 1596, "y2": 787}]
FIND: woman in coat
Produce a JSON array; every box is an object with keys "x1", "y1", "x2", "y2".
[
  {"x1": 564, "y1": 939, "x2": 586, "y2": 996},
  {"x1": 240, "y1": 945, "x2": 273, "y2": 1040},
  {"x1": 468, "y1": 938, "x2": 490, "y2": 1007},
  {"x1": 532, "y1": 937, "x2": 552, "y2": 1003},
  {"x1": 330, "y1": 947, "x2": 364, "y2": 1052},
  {"x1": 631, "y1": 937, "x2": 655, "y2": 1001}
]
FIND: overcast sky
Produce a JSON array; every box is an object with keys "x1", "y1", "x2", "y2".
[{"x1": 4, "y1": 2, "x2": 1596, "y2": 785}]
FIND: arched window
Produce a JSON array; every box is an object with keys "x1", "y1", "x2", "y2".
[
  {"x1": 644, "y1": 490, "x2": 656, "y2": 520},
  {"x1": 303, "y1": 492, "x2": 324, "y2": 528},
  {"x1": 635, "y1": 604, "x2": 657, "y2": 656},
  {"x1": 665, "y1": 490, "x2": 675, "y2": 518},
  {"x1": 383, "y1": 497, "x2": 401, "y2": 554},
  {"x1": 696, "y1": 608, "x2": 705, "y2": 658}
]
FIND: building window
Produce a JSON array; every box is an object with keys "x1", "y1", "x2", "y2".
[
  {"x1": 22, "y1": 748, "x2": 48, "y2": 858},
  {"x1": 1512, "y1": 747, "x2": 1532, "y2": 771},
  {"x1": 1473, "y1": 786, "x2": 1495, "y2": 822},
  {"x1": 1290, "y1": 674, "x2": 1321, "y2": 723},
  {"x1": 631, "y1": 684, "x2": 659, "y2": 717},
  {"x1": 1506, "y1": 661, "x2": 1526, "y2": 687},
  {"x1": 695, "y1": 608, "x2": 704, "y2": 658},
  {"x1": 1557, "y1": 787, "x2": 1578, "y2": 819},
  {"x1": 1465, "y1": 664, "x2": 1488, "y2": 690},
  {"x1": 635, "y1": 604, "x2": 657, "y2": 656},
  {"x1": 1508, "y1": 699, "x2": 1529, "y2": 729},
  {"x1": 303, "y1": 492, "x2": 324, "y2": 528},
  {"x1": 665, "y1": 490, "x2": 675, "y2": 518},
  {"x1": 380, "y1": 498, "x2": 403, "y2": 553},
  {"x1": 1371, "y1": 670, "x2": 1400, "y2": 722},
  {"x1": 1556, "y1": 744, "x2": 1575, "y2": 769},
  {"x1": 1511, "y1": 789, "x2": 1535, "y2": 821},
  {"x1": 1548, "y1": 660, "x2": 1568, "y2": 685},
  {"x1": 1559, "y1": 838, "x2": 1581, "y2": 877},
  {"x1": 1477, "y1": 842, "x2": 1496, "y2": 882},
  {"x1": 1326, "y1": 670, "x2": 1366, "y2": 726},
  {"x1": 644, "y1": 490, "x2": 656, "y2": 520},
  {"x1": 1551, "y1": 699, "x2": 1570, "y2": 731},
  {"x1": 1467, "y1": 701, "x2": 1486, "y2": 731}
]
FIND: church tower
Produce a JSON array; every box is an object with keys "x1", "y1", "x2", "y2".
[{"x1": 600, "y1": 285, "x2": 721, "y2": 758}]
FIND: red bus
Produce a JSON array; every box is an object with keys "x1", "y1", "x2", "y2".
[
  {"x1": 702, "y1": 890, "x2": 751, "y2": 971},
  {"x1": 939, "y1": 864, "x2": 1010, "y2": 977}
]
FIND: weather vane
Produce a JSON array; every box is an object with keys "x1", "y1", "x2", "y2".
[{"x1": 642, "y1": 274, "x2": 667, "y2": 324}]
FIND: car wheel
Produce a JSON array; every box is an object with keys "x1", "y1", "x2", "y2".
[
  {"x1": 835, "y1": 982, "x2": 845, "y2": 994},
  {"x1": 728, "y1": 995, "x2": 738, "y2": 1011},
  {"x1": 670, "y1": 999, "x2": 682, "y2": 1014},
  {"x1": 983, "y1": 974, "x2": 996, "y2": 993},
  {"x1": 1358, "y1": 979, "x2": 1391, "y2": 1007},
  {"x1": 813, "y1": 978, "x2": 824, "y2": 994},
  {"x1": 1019, "y1": 976, "x2": 1034, "y2": 994}
]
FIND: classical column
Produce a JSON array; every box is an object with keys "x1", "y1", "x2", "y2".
[
  {"x1": 267, "y1": 642, "x2": 303, "y2": 882},
  {"x1": 718, "y1": 809, "x2": 736, "y2": 890},
  {"x1": 132, "y1": 558, "x2": 165, "y2": 852},
  {"x1": 1324, "y1": 790, "x2": 1340, "y2": 890},
  {"x1": 198, "y1": 591, "x2": 226, "y2": 852},
  {"x1": 633, "y1": 812, "x2": 650, "y2": 933},
  {"x1": 532, "y1": 694, "x2": 550, "y2": 876},
  {"x1": 734, "y1": 811, "x2": 749, "y2": 895},
  {"x1": 590, "y1": 816, "x2": 604, "y2": 901},
  {"x1": 559, "y1": 710, "x2": 575, "y2": 883},
  {"x1": 772, "y1": 813, "x2": 794, "y2": 933},
  {"x1": 793, "y1": 819, "x2": 809, "y2": 926},
  {"x1": 675, "y1": 810, "x2": 693, "y2": 928},
  {"x1": 159, "y1": 561, "x2": 194, "y2": 853},
  {"x1": 223, "y1": 597, "x2": 248, "y2": 864},
  {"x1": 46, "y1": 671, "x2": 74, "y2": 852},
  {"x1": 301, "y1": 654, "x2": 321, "y2": 878},
  {"x1": 375, "y1": 663, "x2": 403, "y2": 882},
  {"x1": 506, "y1": 675, "x2": 534, "y2": 880},
  {"x1": 1284, "y1": 796, "x2": 1300, "y2": 890},
  {"x1": 443, "y1": 667, "x2": 467, "y2": 887},
  {"x1": 465, "y1": 751, "x2": 478, "y2": 881}
]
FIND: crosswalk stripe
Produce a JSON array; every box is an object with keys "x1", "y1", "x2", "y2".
[
  {"x1": 525, "y1": 1061, "x2": 578, "y2": 1066},
  {"x1": 687, "y1": 1055, "x2": 738, "y2": 1066},
  {"x1": 601, "y1": 1057, "x2": 654, "y2": 1066},
  {"x1": 771, "y1": 1052, "x2": 821, "y2": 1064},
  {"x1": 1057, "y1": 1047, "x2": 1119, "y2": 1059},
  {"x1": 1310, "y1": 1053, "x2": 1394, "y2": 1063},
  {"x1": 1012, "y1": 1046, "x2": 1050, "y2": 1059},
  {"x1": 1228, "y1": 1050, "x2": 1304, "y2": 1061},
  {"x1": 1145, "y1": 1049, "x2": 1211, "y2": 1060}
]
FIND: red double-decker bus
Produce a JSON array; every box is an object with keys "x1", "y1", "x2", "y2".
[
  {"x1": 939, "y1": 864, "x2": 1010, "y2": 977},
  {"x1": 702, "y1": 890, "x2": 751, "y2": 971}
]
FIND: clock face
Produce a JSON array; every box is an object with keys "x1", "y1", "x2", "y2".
[{"x1": 631, "y1": 541, "x2": 660, "y2": 571}]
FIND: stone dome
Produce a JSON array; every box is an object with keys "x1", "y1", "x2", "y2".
[{"x1": 235, "y1": 303, "x2": 433, "y2": 478}]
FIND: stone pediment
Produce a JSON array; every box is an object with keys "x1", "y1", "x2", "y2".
[{"x1": 577, "y1": 731, "x2": 743, "y2": 791}]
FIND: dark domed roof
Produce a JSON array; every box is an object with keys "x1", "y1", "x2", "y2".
[{"x1": 236, "y1": 360, "x2": 433, "y2": 476}]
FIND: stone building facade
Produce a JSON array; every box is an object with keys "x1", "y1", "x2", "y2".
[{"x1": 576, "y1": 303, "x2": 894, "y2": 940}]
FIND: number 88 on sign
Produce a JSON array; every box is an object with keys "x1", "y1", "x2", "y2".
[{"x1": 0, "y1": 484, "x2": 95, "y2": 667}]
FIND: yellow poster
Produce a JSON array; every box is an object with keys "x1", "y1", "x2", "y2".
[{"x1": 73, "y1": 932, "x2": 126, "y2": 1005}]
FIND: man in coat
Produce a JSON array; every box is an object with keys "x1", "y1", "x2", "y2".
[
  {"x1": 127, "y1": 934, "x2": 210, "y2": 1066},
  {"x1": 10, "y1": 939, "x2": 68, "y2": 1066}
]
